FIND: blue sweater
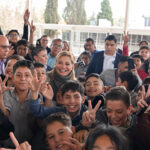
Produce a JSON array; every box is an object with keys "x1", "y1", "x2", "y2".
[{"x1": 29, "y1": 99, "x2": 88, "y2": 126}]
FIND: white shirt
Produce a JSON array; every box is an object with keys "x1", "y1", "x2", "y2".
[{"x1": 103, "y1": 53, "x2": 116, "y2": 71}]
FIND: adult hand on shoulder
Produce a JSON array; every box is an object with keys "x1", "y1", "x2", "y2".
[
  {"x1": 0, "y1": 132, "x2": 31, "y2": 150},
  {"x1": 82, "y1": 100, "x2": 101, "y2": 127}
]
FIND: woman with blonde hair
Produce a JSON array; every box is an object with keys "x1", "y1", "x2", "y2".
[{"x1": 47, "y1": 51, "x2": 76, "y2": 100}]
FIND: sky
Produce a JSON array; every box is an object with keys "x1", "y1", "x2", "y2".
[{"x1": 1, "y1": 0, "x2": 150, "y2": 28}]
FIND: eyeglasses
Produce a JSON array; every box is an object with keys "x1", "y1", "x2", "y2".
[
  {"x1": 52, "y1": 44, "x2": 62, "y2": 48},
  {"x1": 0, "y1": 45, "x2": 11, "y2": 49},
  {"x1": 8, "y1": 34, "x2": 19, "y2": 38},
  {"x1": 42, "y1": 39, "x2": 48, "y2": 42}
]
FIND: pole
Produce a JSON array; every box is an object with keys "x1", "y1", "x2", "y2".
[{"x1": 124, "y1": 0, "x2": 130, "y2": 34}]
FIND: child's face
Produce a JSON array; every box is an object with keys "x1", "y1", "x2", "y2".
[
  {"x1": 17, "y1": 45, "x2": 28, "y2": 57},
  {"x1": 5, "y1": 59, "x2": 18, "y2": 78},
  {"x1": 14, "y1": 67, "x2": 32, "y2": 91},
  {"x1": 139, "y1": 49, "x2": 149, "y2": 60},
  {"x1": 93, "y1": 135, "x2": 117, "y2": 150},
  {"x1": 35, "y1": 50, "x2": 48, "y2": 65},
  {"x1": 63, "y1": 90, "x2": 85, "y2": 117},
  {"x1": 134, "y1": 57, "x2": 142, "y2": 70},
  {"x1": 34, "y1": 67, "x2": 46, "y2": 83},
  {"x1": 46, "y1": 121, "x2": 72, "y2": 150},
  {"x1": 55, "y1": 56, "x2": 73, "y2": 77},
  {"x1": 85, "y1": 77, "x2": 103, "y2": 98},
  {"x1": 81, "y1": 54, "x2": 90, "y2": 66},
  {"x1": 106, "y1": 100, "x2": 131, "y2": 127}
]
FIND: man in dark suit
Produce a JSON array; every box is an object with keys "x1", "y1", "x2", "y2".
[{"x1": 86, "y1": 35, "x2": 122, "y2": 76}]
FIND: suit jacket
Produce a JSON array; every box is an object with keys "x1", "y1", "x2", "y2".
[{"x1": 86, "y1": 51, "x2": 122, "y2": 76}]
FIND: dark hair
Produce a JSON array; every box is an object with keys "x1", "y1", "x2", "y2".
[
  {"x1": 85, "y1": 38, "x2": 95, "y2": 44},
  {"x1": 16, "y1": 39, "x2": 28, "y2": 48},
  {"x1": 139, "y1": 40, "x2": 148, "y2": 46},
  {"x1": 132, "y1": 54, "x2": 144, "y2": 63},
  {"x1": 61, "y1": 80, "x2": 84, "y2": 97},
  {"x1": 42, "y1": 112, "x2": 72, "y2": 131},
  {"x1": 8, "y1": 30, "x2": 20, "y2": 36},
  {"x1": 31, "y1": 46, "x2": 46, "y2": 59},
  {"x1": 80, "y1": 50, "x2": 91, "y2": 59},
  {"x1": 41, "y1": 35, "x2": 48, "y2": 39},
  {"x1": 105, "y1": 86, "x2": 131, "y2": 108},
  {"x1": 5, "y1": 55, "x2": 25, "y2": 66},
  {"x1": 85, "y1": 125, "x2": 127, "y2": 150},
  {"x1": 139, "y1": 45, "x2": 149, "y2": 51},
  {"x1": 85, "y1": 73, "x2": 103, "y2": 87},
  {"x1": 33, "y1": 62, "x2": 45, "y2": 69},
  {"x1": 119, "y1": 56, "x2": 129, "y2": 64},
  {"x1": 119, "y1": 71, "x2": 138, "y2": 92},
  {"x1": 13, "y1": 60, "x2": 34, "y2": 74},
  {"x1": 105, "y1": 35, "x2": 117, "y2": 43},
  {"x1": 77, "y1": 76, "x2": 86, "y2": 83},
  {"x1": 143, "y1": 77, "x2": 150, "y2": 85}
]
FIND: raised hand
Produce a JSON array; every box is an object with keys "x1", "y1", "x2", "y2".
[
  {"x1": 24, "y1": 9, "x2": 30, "y2": 25},
  {"x1": 82, "y1": 100, "x2": 101, "y2": 127},
  {"x1": 123, "y1": 31, "x2": 130, "y2": 45},
  {"x1": 0, "y1": 76, "x2": 14, "y2": 95},
  {"x1": 40, "y1": 82, "x2": 54, "y2": 106},
  {"x1": 62, "y1": 137, "x2": 83, "y2": 150},
  {"x1": 29, "y1": 20, "x2": 36, "y2": 33},
  {"x1": 28, "y1": 70, "x2": 42, "y2": 100},
  {"x1": 0, "y1": 132, "x2": 31, "y2": 150}
]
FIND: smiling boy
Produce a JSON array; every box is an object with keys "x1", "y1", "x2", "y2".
[{"x1": 29, "y1": 80, "x2": 88, "y2": 126}]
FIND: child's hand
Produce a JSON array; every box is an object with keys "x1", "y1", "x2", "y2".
[
  {"x1": 40, "y1": 82, "x2": 54, "y2": 101},
  {"x1": 82, "y1": 100, "x2": 101, "y2": 127},
  {"x1": 28, "y1": 70, "x2": 42, "y2": 100},
  {"x1": 0, "y1": 132, "x2": 31, "y2": 150},
  {"x1": 73, "y1": 130, "x2": 88, "y2": 143}
]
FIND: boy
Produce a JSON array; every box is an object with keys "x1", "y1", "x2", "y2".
[
  {"x1": 33, "y1": 62, "x2": 54, "y2": 107},
  {"x1": 138, "y1": 46, "x2": 150, "y2": 61},
  {"x1": 132, "y1": 54, "x2": 148, "y2": 81},
  {"x1": 0, "y1": 60, "x2": 36, "y2": 147},
  {"x1": 32, "y1": 47, "x2": 51, "y2": 72},
  {"x1": 29, "y1": 80, "x2": 88, "y2": 126}
]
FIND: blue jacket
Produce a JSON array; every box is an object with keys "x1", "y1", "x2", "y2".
[
  {"x1": 29, "y1": 99, "x2": 88, "y2": 127},
  {"x1": 86, "y1": 51, "x2": 122, "y2": 76}
]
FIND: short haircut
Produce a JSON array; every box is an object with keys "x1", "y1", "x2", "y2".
[
  {"x1": 31, "y1": 46, "x2": 46, "y2": 59},
  {"x1": 119, "y1": 71, "x2": 138, "y2": 92},
  {"x1": 105, "y1": 35, "x2": 117, "y2": 43},
  {"x1": 13, "y1": 60, "x2": 34, "y2": 74},
  {"x1": 16, "y1": 39, "x2": 28, "y2": 48},
  {"x1": 85, "y1": 73, "x2": 104, "y2": 87},
  {"x1": 119, "y1": 56, "x2": 129, "y2": 64},
  {"x1": 139, "y1": 40, "x2": 148, "y2": 46},
  {"x1": 80, "y1": 50, "x2": 91, "y2": 59},
  {"x1": 139, "y1": 45, "x2": 150, "y2": 51},
  {"x1": 132, "y1": 54, "x2": 144, "y2": 63},
  {"x1": 52, "y1": 38, "x2": 62, "y2": 44},
  {"x1": 105, "y1": 86, "x2": 131, "y2": 108},
  {"x1": 143, "y1": 77, "x2": 150, "y2": 85},
  {"x1": 42, "y1": 112, "x2": 72, "y2": 131},
  {"x1": 41, "y1": 35, "x2": 48, "y2": 39},
  {"x1": 85, "y1": 38, "x2": 95, "y2": 44},
  {"x1": 5, "y1": 55, "x2": 25, "y2": 66},
  {"x1": 61, "y1": 80, "x2": 84, "y2": 97},
  {"x1": 85, "y1": 125, "x2": 127, "y2": 150},
  {"x1": 8, "y1": 30, "x2": 20, "y2": 36},
  {"x1": 33, "y1": 62, "x2": 45, "y2": 69}
]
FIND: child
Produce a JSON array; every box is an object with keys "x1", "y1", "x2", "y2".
[
  {"x1": 132, "y1": 54, "x2": 148, "y2": 81},
  {"x1": 29, "y1": 80, "x2": 88, "y2": 126},
  {"x1": 138, "y1": 46, "x2": 150, "y2": 61},
  {"x1": 33, "y1": 62, "x2": 54, "y2": 107},
  {"x1": 75, "y1": 51, "x2": 91, "y2": 78},
  {"x1": 0, "y1": 60, "x2": 37, "y2": 147},
  {"x1": 84, "y1": 73, "x2": 105, "y2": 108}
]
